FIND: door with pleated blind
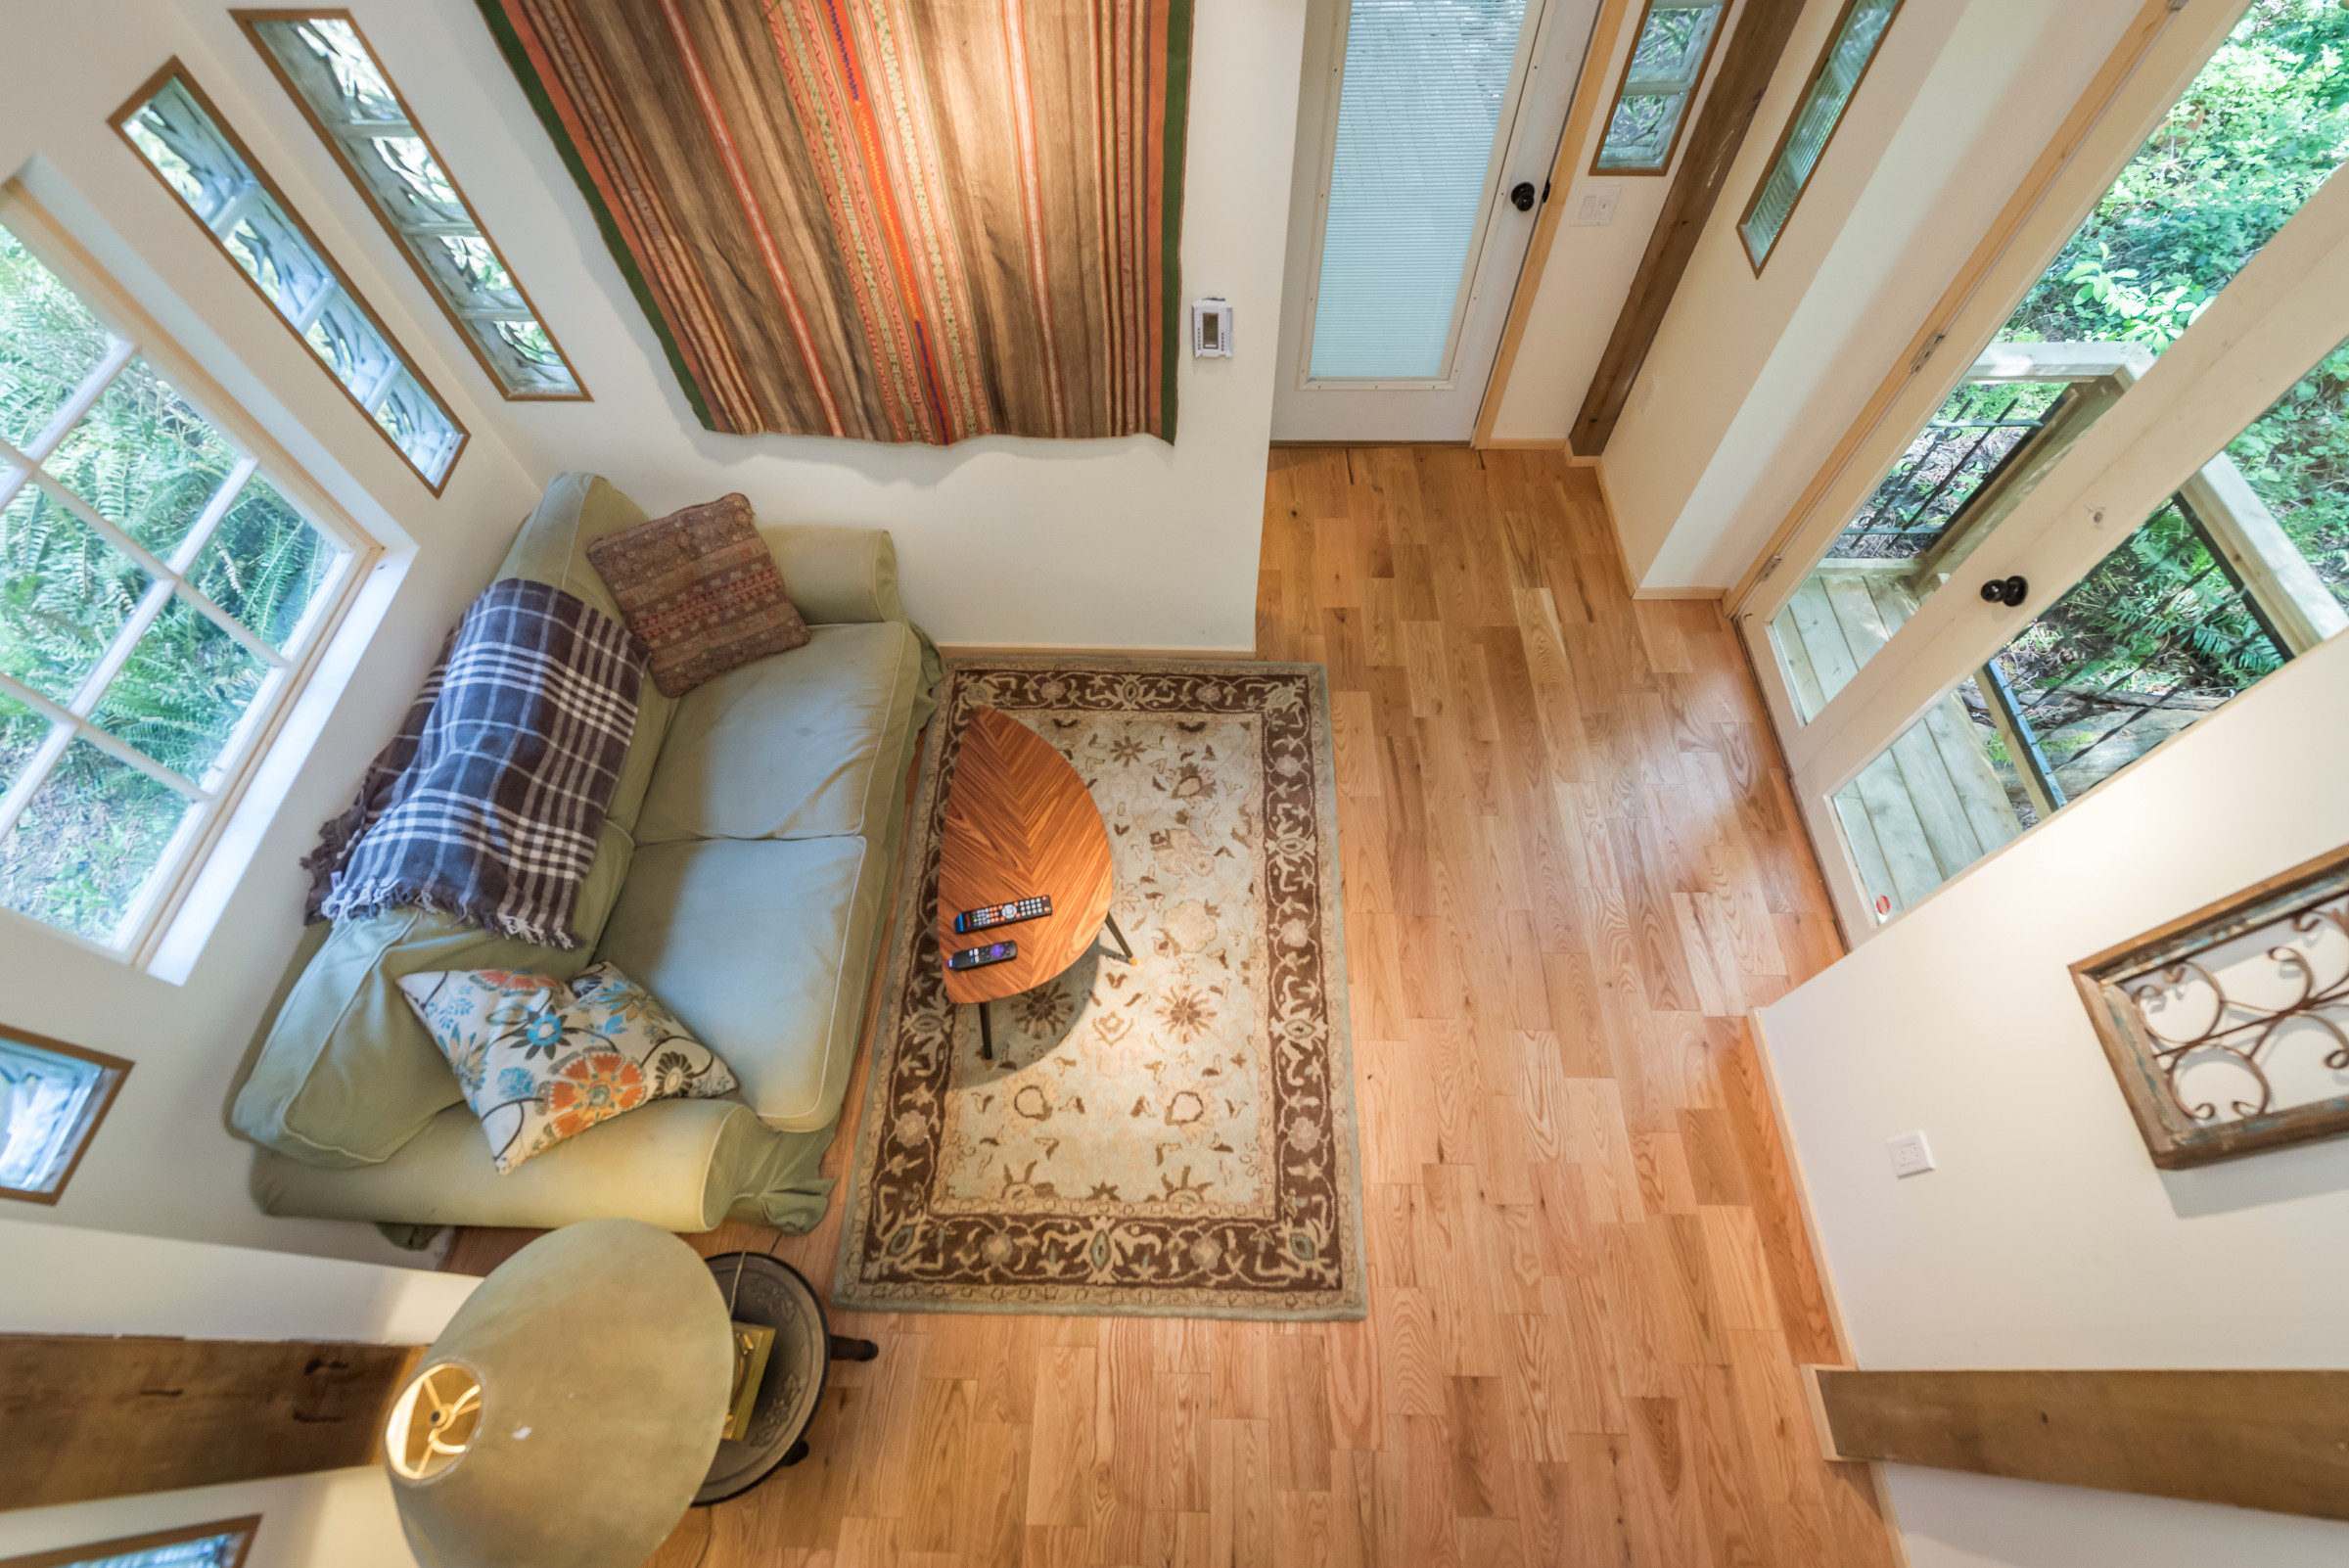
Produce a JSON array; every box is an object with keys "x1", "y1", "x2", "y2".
[{"x1": 1274, "y1": 0, "x2": 1595, "y2": 440}]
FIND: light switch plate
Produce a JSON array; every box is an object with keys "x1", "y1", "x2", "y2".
[
  {"x1": 1569, "y1": 181, "x2": 1621, "y2": 227},
  {"x1": 1887, "y1": 1130, "x2": 1935, "y2": 1178}
]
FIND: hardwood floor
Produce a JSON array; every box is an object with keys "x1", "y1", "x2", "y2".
[{"x1": 446, "y1": 446, "x2": 1897, "y2": 1568}]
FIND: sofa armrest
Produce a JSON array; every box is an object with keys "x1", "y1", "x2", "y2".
[
  {"x1": 760, "y1": 524, "x2": 907, "y2": 625},
  {"x1": 250, "y1": 1098, "x2": 832, "y2": 1233}
]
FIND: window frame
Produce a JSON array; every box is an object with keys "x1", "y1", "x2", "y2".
[
  {"x1": 0, "y1": 1516, "x2": 258, "y2": 1568},
  {"x1": 0, "y1": 1025, "x2": 130, "y2": 1205},
  {"x1": 232, "y1": 10, "x2": 588, "y2": 402},
  {"x1": 1587, "y1": 0, "x2": 1730, "y2": 177},
  {"x1": 108, "y1": 60, "x2": 469, "y2": 494},
  {"x1": 0, "y1": 181, "x2": 382, "y2": 966},
  {"x1": 1733, "y1": 0, "x2": 1904, "y2": 274}
]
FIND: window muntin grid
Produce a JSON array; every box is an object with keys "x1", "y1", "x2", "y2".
[
  {"x1": 0, "y1": 218, "x2": 358, "y2": 951},
  {"x1": 241, "y1": 15, "x2": 584, "y2": 399},
  {"x1": 114, "y1": 66, "x2": 467, "y2": 487}
]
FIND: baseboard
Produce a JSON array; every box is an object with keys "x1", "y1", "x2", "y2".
[
  {"x1": 1632, "y1": 586, "x2": 1727, "y2": 602},
  {"x1": 936, "y1": 643, "x2": 1260, "y2": 662},
  {"x1": 1473, "y1": 436, "x2": 1570, "y2": 450},
  {"x1": 1267, "y1": 438, "x2": 1472, "y2": 449}
]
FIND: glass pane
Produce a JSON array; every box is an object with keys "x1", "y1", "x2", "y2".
[
  {"x1": 187, "y1": 475, "x2": 343, "y2": 650},
  {"x1": 1771, "y1": 379, "x2": 2066, "y2": 718},
  {"x1": 42, "y1": 356, "x2": 242, "y2": 562},
  {"x1": 1310, "y1": 0, "x2": 1531, "y2": 380},
  {"x1": 1740, "y1": 0, "x2": 1901, "y2": 266},
  {"x1": 0, "y1": 1037, "x2": 114, "y2": 1194},
  {"x1": 0, "y1": 737, "x2": 197, "y2": 944},
  {"x1": 0, "y1": 688, "x2": 50, "y2": 798},
  {"x1": 28, "y1": 1530, "x2": 248, "y2": 1568},
  {"x1": 92, "y1": 592, "x2": 273, "y2": 783},
  {"x1": 1833, "y1": 326, "x2": 2349, "y2": 923},
  {"x1": 1595, "y1": 1, "x2": 1727, "y2": 171},
  {"x1": 120, "y1": 70, "x2": 465, "y2": 482},
  {"x1": 1771, "y1": 4, "x2": 2349, "y2": 720},
  {"x1": 0, "y1": 224, "x2": 119, "y2": 454},
  {"x1": 0, "y1": 484, "x2": 153, "y2": 703},
  {"x1": 250, "y1": 17, "x2": 581, "y2": 398}
]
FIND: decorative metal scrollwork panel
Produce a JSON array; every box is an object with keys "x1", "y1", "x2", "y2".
[{"x1": 2073, "y1": 846, "x2": 2349, "y2": 1168}]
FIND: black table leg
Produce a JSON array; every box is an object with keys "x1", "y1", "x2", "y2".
[
  {"x1": 977, "y1": 1000, "x2": 993, "y2": 1062},
  {"x1": 829, "y1": 1335, "x2": 880, "y2": 1361},
  {"x1": 1103, "y1": 910, "x2": 1134, "y2": 962}
]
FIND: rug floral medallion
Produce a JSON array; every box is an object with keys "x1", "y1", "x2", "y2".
[{"x1": 835, "y1": 660, "x2": 1364, "y2": 1319}]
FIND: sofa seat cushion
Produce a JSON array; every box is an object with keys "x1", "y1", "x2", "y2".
[
  {"x1": 231, "y1": 819, "x2": 634, "y2": 1169},
  {"x1": 633, "y1": 621, "x2": 923, "y2": 845},
  {"x1": 593, "y1": 835, "x2": 889, "y2": 1133}
]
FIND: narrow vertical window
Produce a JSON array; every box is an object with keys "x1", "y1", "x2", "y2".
[
  {"x1": 0, "y1": 1517, "x2": 257, "y2": 1568},
  {"x1": 111, "y1": 63, "x2": 467, "y2": 489},
  {"x1": 238, "y1": 14, "x2": 584, "y2": 400},
  {"x1": 1591, "y1": 0, "x2": 1728, "y2": 174},
  {"x1": 0, "y1": 194, "x2": 370, "y2": 954},
  {"x1": 1738, "y1": 0, "x2": 1903, "y2": 269}
]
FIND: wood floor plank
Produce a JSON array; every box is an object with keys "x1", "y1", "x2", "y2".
[{"x1": 451, "y1": 448, "x2": 1900, "y2": 1568}]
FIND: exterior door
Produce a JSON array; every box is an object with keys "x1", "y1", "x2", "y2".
[
  {"x1": 1273, "y1": 0, "x2": 1595, "y2": 442},
  {"x1": 1734, "y1": 1, "x2": 2349, "y2": 943}
]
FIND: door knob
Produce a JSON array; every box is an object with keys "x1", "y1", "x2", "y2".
[
  {"x1": 1979, "y1": 575, "x2": 2028, "y2": 608},
  {"x1": 1509, "y1": 181, "x2": 1538, "y2": 212}
]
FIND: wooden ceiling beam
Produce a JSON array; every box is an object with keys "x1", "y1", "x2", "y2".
[{"x1": 1570, "y1": 0, "x2": 1811, "y2": 457}]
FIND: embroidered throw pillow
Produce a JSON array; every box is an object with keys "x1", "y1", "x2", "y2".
[
  {"x1": 398, "y1": 963, "x2": 737, "y2": 1174},
  {"x1": 584, "y1": 492, "x2": 809, "y2": 697}
]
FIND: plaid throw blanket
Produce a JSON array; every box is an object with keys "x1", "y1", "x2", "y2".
[{"x1": 303, "y1": 578, "x2": 647, "y2": 948}]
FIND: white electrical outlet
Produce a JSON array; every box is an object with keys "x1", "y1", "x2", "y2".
[
  {"x1": 1887, "y1": 1130, "x2": 1936, "y2": 1178},
  {"x1": 1569, "y1": 181, "x2": 1621, "y2": 227}
]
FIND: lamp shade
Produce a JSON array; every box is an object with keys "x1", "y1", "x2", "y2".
[{"x1": 386, "y1": 1219, "x2": 733, "y2": 1568}]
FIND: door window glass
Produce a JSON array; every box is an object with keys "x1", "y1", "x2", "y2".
[
  {"x1": 1832, "y1": 331, "x2": 2349, "y2": 923},
  {"x1": 1771, "y1": 3, "x2": 2349, "y2": 720},
  {"x1": 1311, "y1": 0, "x2": 1531, "y2": 380}
]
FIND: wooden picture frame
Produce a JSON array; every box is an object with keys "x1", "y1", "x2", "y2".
[
  {"x1": 0, "y1": 1514, "x2": 256, "y2": 1568},
  {"x1": 2072, "y1": 844, "x2": 2349, "y2": 1169},
  {"x1": 0, "y1": 1025, "x2": 130, "y2": 1205}
]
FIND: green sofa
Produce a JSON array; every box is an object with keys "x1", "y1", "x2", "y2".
[{"x1": 233, "y1": 474, "x2": 939, "y2": 1235}]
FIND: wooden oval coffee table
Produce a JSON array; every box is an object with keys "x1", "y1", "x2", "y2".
[{"x1": 938, "y1": 707, "x2": 1129, "y2": 1060}]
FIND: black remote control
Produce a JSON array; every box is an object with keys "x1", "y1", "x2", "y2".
[
  {"x1": 955, "y1": 896, "x2": 1052, "y2": 935},
  {"x1": 945, "y1": 940, "x2": 1018, "y2": 971}
]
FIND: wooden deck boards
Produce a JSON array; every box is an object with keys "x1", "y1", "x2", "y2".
[{"x1": 445, "y1": 447, "x2": 1900, "y2": 1568}]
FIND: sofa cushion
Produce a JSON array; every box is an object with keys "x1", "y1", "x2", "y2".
[
  {"x1": 231, "y1": 819, "x2": 634, "y2": 1168},
  {"x1": 593, "y1": 835, "x2": 888, "y2": 1133},
  {"x1": 634, "y1": 621, "x2": 924, "y2": 845}
]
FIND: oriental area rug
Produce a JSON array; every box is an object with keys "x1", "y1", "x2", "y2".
[{"x1": 834, "y1": 661, "x2": 1364, "y2": 1319}]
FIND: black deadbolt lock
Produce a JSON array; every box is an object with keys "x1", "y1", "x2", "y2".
[
  {"x1": 1979, "y1": 575, "x2": 2028, "y2": 608},
  {"x1": 1509, "y1": 181, "x2": 1538, "y2": 212}
]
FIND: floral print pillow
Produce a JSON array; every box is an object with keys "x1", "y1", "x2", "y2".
[{"x1": 398, "y1": 962, "x2": 737, "y2": 1174}]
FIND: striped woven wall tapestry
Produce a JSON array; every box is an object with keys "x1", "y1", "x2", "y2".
[{"x1": 478, "y1": 0, "x2": 1193, "y2": 445}]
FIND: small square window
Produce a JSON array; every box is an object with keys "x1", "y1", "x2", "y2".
[{"x1": 0, "y1": 1026, "x2": 129, "y2": 1204}]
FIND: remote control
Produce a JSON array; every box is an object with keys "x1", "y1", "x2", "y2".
[
  {"x1": 945, "y1": 940, "x2": 1018, "y2": 972},
  {"x1": 955, "y1": 896, "x2": 1052, "y2": 935}
]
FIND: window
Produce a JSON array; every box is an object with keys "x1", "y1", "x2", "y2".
[
  {"x1": 1308, "y1": 0, "x2": 1534, "y2": 381},
  {"x1": 238, "y1": 13, "x2": 584, "y2": 400},
  {"x1": 112, "y1": 63, "x2": 467, "y2": 489},
  {"x1": 1768, "y1": 3, "x2": 2349, "y2": 717},
  {"x1": 0, "y1": 191, "x2": 373, "y2": 955},
  {"x1": 0, "y1": 1518, "x2": 254, "y2": 1568},
  {"x1": 1591, "y1": 0, "x2": 1727, "y2": 174},
  {"x1": 0, "y1": 1027, "x2": 128, "y2": 1203},
  {"x1": 1737, "y1": 0, "x2": 1902, "y2": 269}
]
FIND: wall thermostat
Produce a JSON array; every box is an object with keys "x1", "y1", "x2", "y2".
[{"x1": 1191, "y1": 298, "x2": 1233, "y2": 358}]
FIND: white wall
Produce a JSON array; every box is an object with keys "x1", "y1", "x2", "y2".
[
  {"x1": 1486, "y1": 0, "x2": 2148, "y2": 591},
  {"x1": 0, "y1": 2, "x2": 543, "y2": 1266},
  {"x1": 380, "y1": 0, "x2": 1306, "y2": 654},
  {"x1": 0, "y1": 1216, "x2": 477, "y2": 1568},
  {"x1": 1757, "y1": 632, "x2": 2349, "y2": 1563}
]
